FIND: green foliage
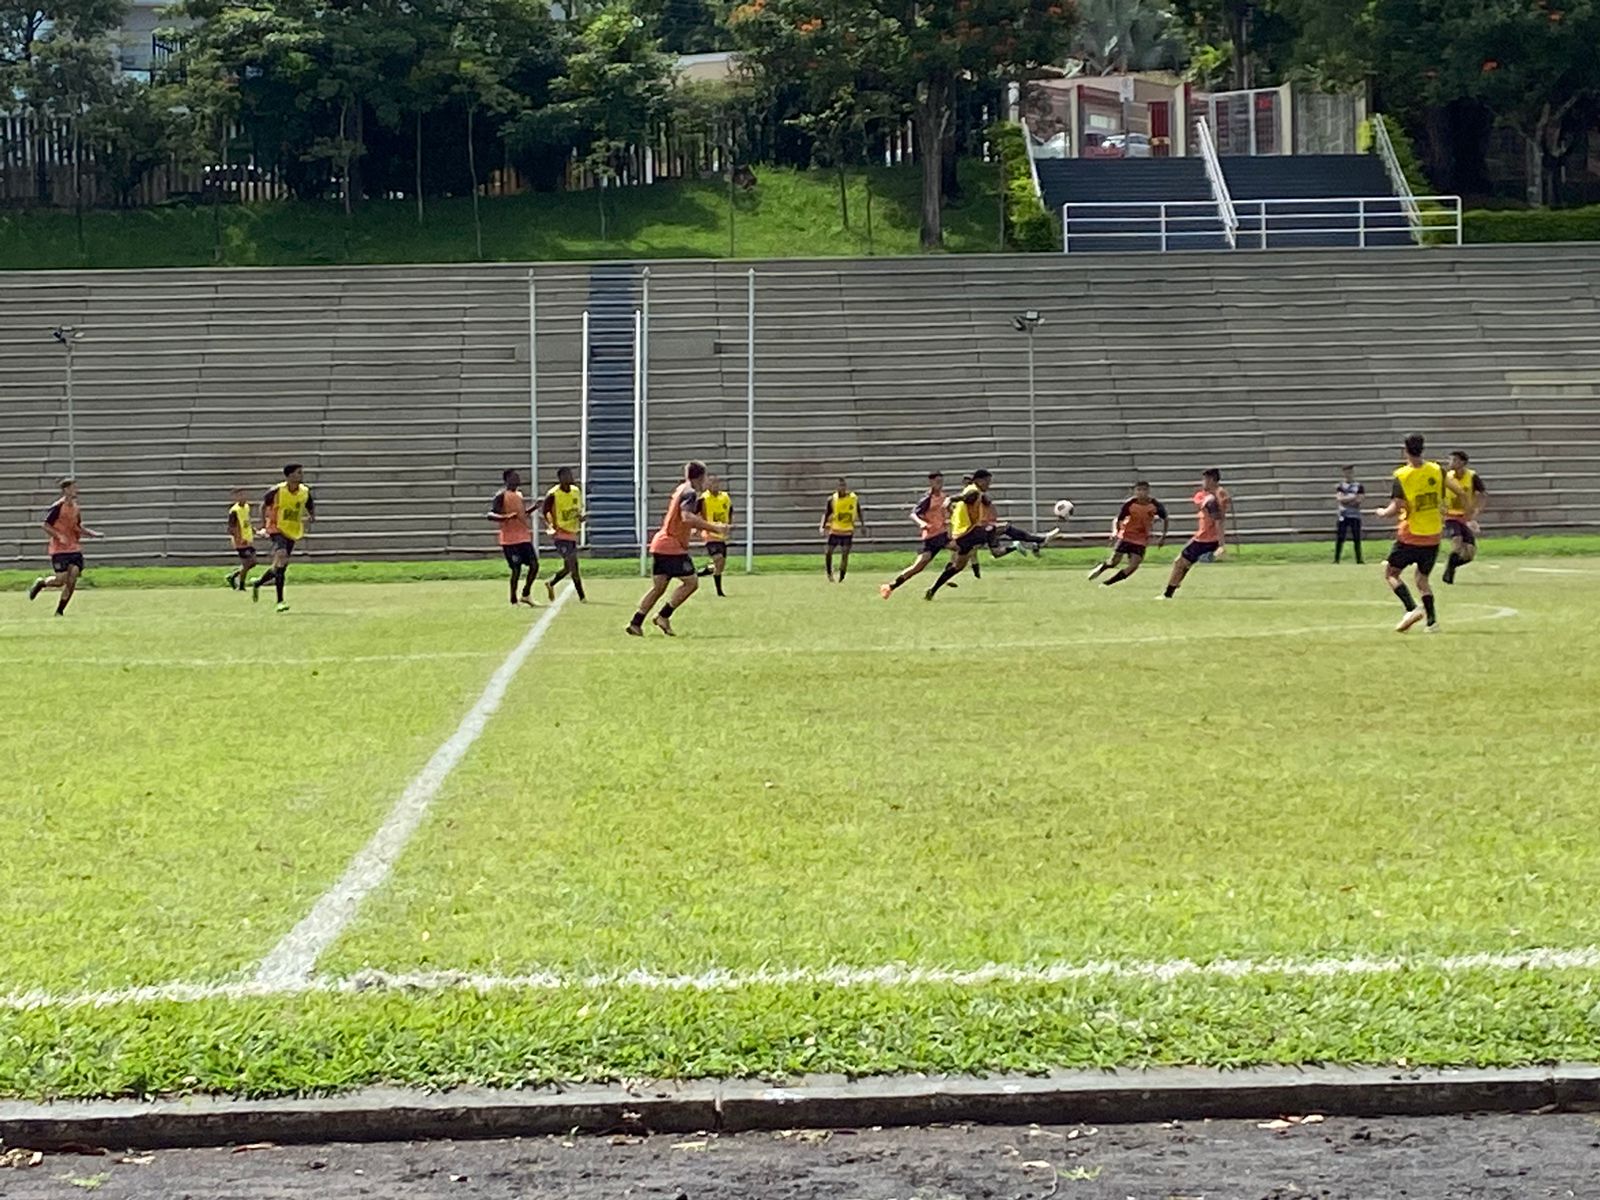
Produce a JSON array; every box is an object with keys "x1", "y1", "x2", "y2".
[
  {"x1": 1362, "y1": 114, "x2": 1434, "y2": 194},
  {"x1": 990, "y1": 121, "x2": 1057, "y2": 252},
  {"x1": 731, "y1": 0, "x2": 1076, "y2": 249},
  {"x1": 0, "y1": 159, "x2": 1004, "y2": 268},
  {"x1": 1464, "y1": 205, "x2": 1600, "y2": 244}
]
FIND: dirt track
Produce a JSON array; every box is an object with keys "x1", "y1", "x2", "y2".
[{"x1": 3, "y1": 1113, "x2": 1597, "y2": 1199}]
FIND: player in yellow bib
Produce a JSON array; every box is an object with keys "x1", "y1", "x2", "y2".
[
  {"x1": 1374, "y1": 433, "x2": 1468, "y2": 633},
  {"x1": 1441, "y1": 450, "x2": 1488, "y2": 585},
  {"x1": 541, "y1": 466, "x2": 587, "y2": 602},
  {"x1": 225, "y1": 487, "x2": 259, "y2": 592},
  {"x1": 251, "y1": 463, "x2": 315, "y2": 612},
  {"x1": 696, "y1": 474, "x2": 734, "y2": 596},
  {"x1": 820, "y1": 478, "x2": 865, "y2": 583},
  {"x1": 925, "y1": 469, "x2": 993, "y2": 600}
]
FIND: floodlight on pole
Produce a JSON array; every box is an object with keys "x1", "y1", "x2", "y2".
[
  {"x1": 51, "y1": 326, "x2": 81, "y2": 479},
  {"x1": 1012, "y1": 311, "x2": 1044, "y2": 529}
]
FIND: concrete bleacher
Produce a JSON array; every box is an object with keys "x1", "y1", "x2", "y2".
[{"x1": 2, "y1": 245, "x2": 1599, "y2": 567}]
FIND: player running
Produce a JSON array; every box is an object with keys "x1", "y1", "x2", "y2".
[
  {"x1": 881, "y1": 470, "x2": 950, "y2": 598},
  {"x1": 821, "y1": 478, "x2": 865, "y2": 582},
  {"x1": 1441, "y1": 450, "x2": 1487, "y2": 585},
  {"x1": 1089, "y1": 481, "x2": 1168, "y2": 585},
  {"x1": 1375, "y1": 433, "x2": 1469, "y2": 633},
  {"x1": 1160, "y1": 468, "x2": 1230, "y2": 600},
  {"x1": 28, "y1": 478, "x2": 101, "y2": 616},
  {"x1": 251, "y1": 463, "x2": 314, "y2": 613},
  {"x1": 923, "y1": 469, "x2": 992, "y2": 600},
  {"x1": 489, "y1": 468, "x2": 538, "y2": 607},
  {"x1": 225, "y1": 487, "x2": 259, "y2": 592},
  {"x1": 542, "y1": 466, "x2": 587, "y2": 602},
  {"x1": 696, "y1": 473, "x2": 733, "y2": 597},
  {"x1": 627, "y1": 461, "x2": 729, "y2": 638}
]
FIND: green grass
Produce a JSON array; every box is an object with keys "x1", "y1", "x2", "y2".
[
  {"x1": 0, "y1": 161, "x2": 1004, "y2": 271},
  {"x1": 4, "y1": 555, "x2": 1600, "y2": 1099},
  {"x1": 2, "y1": 532, "x2": 1597, "y2": 593}
]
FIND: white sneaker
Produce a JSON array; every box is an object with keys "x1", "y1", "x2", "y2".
[
  {"x1": 1423, "y1": 622, "x2": 1439, "y2": 634},
  {"x1": 1396, "y1": 609, "x2": 1427, "y2": 633}
]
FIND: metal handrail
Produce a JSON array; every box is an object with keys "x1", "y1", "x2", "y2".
[
  {"x1": 1062, "y1": 195, "x2": 1463, "y2": 252},
  {"x1": 1372, "y1": 115, "x2": 1424, "y2": 243},
  {"x1": 1195, "y1": 116, "x2": 1239, "y2": 249}
]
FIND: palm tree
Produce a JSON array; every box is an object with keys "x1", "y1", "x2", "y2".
[{"x1": 1070, "y1": 0, "x2": 1185, "y2": 76}]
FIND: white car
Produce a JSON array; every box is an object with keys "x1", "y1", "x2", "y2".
[{"x1": 1099, "y1": 133, "x2": 1153, "y2": 158}]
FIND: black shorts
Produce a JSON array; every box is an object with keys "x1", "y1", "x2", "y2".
[
  {"x1": 704, "y1": 540, "x2": 728, "y2": 558},
  {"x1": 554, "y1": 537, "x2": 580, "y2": 560},
  {"x1": 50, "y1": 552, "x2": 84, "y2": 573},
  {"x1": 1180, "y1": 539, "x2": 1219, "y2": 564},
  {"x1": 955, "y1": 528, "x2": 989, "y2": 556},
  {"x1": 1444, "y1": 519, "x2": 1476, "y2": 546},
  {"x1": 502, "y1": 542, "x2": 537, "y2": 568},
  {"x1": 920, "y1": 532, "x2": 951, "y2": 556},
  {"x1": 270, "y1": 532, "x2": 297, "y2": 555},
  {"x1": 236, "y1": 545, "x2": 258, "y2": 563},
  {"x1": 652, "y1": 553, "x2": 696, "y2": 579},
  {"x1": 827, "y1": 533, "x2": 854, "y2": 549},
  {"x1": 1114, "y1": 539, "x2": 1148, "y2": 558},
  {"x1": 1387, "y1": 541, "x2": 1440, "y2": 573}
]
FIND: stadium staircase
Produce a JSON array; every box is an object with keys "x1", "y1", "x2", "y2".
[
  {"x1": 3, "y1": 246, "x2": 1599, "y2": 565},
  {"x1": 581, "y1": 266, "x2": 640, "y2": 550},
  {"x1": 1223, "y1": 155, "x2": 1411, "y2": 249},
  {"x1": 1035, "y1": 158, "x2": 1231, "y2": 252}
]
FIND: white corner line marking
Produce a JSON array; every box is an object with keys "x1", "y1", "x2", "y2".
[
  {"x1": 252, "y1": 589, "x2": 574, "y2": 987},
  {"x1": 7, "y1": 944, "x2": 1599, "y2": 1013}
]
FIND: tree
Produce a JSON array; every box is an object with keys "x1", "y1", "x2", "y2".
[
  {"x1": 733, "y1": 0, "x2": 1075, "y2": 250},
  {"x1": 673, "y1": 75, "x2": 761, "y2": 253},
  {"x1": 0, "y1": 0, "x2": 126, "y2": 203},
  {"x1": 88, "y1": 79, "x2": 183, "y2": 207},
  {"x1": 1071, "y1": 0, "x2": 1184, "y2": 74},
  {"x1": 511, "y1": 2, "x2": 671, "y2": 241},
  {"x1": 1419, "y1": 0, "x2": 1600, "y2": 207}
]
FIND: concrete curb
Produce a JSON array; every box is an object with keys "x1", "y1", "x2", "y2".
[{"x1": 2, "y1": 1065, "x2": 1598, "y2": 1150}]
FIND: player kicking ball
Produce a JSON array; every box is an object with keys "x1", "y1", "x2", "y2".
[{"x1": 1160, "y1": 469, "x2": 1230, "y2": 599}]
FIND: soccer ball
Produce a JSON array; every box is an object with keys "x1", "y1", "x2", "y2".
[{"x1": 1053, "y1": 499, "x2": 1075, "y2": 520}]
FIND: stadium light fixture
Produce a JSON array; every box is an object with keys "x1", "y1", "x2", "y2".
[
  {"x1": 1012, "y1": 312, "x2": 1044, "y2": 528},
  {"x1": 51, "y1": 326, "x2": 81, "y2": 478}
]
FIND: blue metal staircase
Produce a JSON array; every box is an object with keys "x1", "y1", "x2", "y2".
[{"x1": 583, "y1": 265, "x2": 638, "y2": 551}]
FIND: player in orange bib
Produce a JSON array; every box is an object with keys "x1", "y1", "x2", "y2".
[
  {"x1": 627, "y1": 461, "x2": 730, "y2": 637},
  {"x1": 489, "y1": 468, "x2": 539, "y2": 607},
  {"x1": 28, "y1": 478, "x2": 101, "y2": 616},
  {"x1": 1089, "y1": 481, "x2": 1169, "y2": 585},
  {"x1": 881, "y1": 470, "x2": 950, "y2": 597},
  {"x1": 1160, "y1": 468, "x2": 1230, "y2": 600}
]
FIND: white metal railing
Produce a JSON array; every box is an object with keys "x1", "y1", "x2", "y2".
[
  {"x1": 1372, "y1": 114, "x2": 1424, "y2": 244},
  {"x1": 1021, "y1": 116, "x2": 1045, "y2": 209},
  {"x1": 1195, "y1": 117, "x2": 1239, "y2": 249},
  {"x1": 1061, "y1": 195, "x2": 1462, "y2": 252},
  {"x1": 1233, "y1": 195, "x2": 1462, "y2": 249},
  {"x1": 1060, "y1": 201, "x2": 1240, "y2": 253}
]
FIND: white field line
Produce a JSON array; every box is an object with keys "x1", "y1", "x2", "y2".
[
  {"x1": 252, "y1": 589, "x2": 574, "y2": 987},
  {"x1": 1519, "y1": 566, "x2": 1600, "y2": 576},
  {"x1": 7, "y1": 945, "x2": 1600, "y2": 1013},
  {"x1": 538, "y1": 604, "x2": 1521, "y2": 658}
]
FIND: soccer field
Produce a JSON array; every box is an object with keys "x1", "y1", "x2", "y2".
[{"x1": 5, "y1": 555, "x2": 1600, "y2": 1099}]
